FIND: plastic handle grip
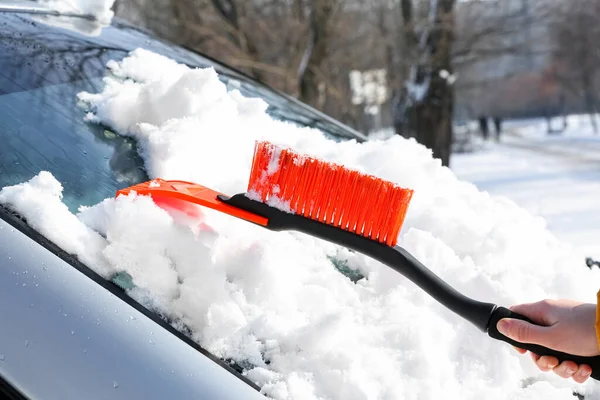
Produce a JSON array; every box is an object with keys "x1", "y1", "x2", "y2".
[{"x1": 487, "y1": 306, "x2": 600, "y2": 380}]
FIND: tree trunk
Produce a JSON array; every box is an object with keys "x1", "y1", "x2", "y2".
[
  {"x1": 375, "y1": 5, "x2": 395, "y2": 89},
  {"x1": 211, "y1": 0, "x2": 266, "y2": 82},
  {"x1": 413, "y1": 74, "x2": 454, "y2": 166},
  {"x1": 394, "y1": 0, "x2": 456, "y2": 167},
  {"x1": 298, "y1": 0, "x2": 334, "y2": 108}
]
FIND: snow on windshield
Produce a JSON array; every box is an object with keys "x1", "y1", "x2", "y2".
[
  {"x1": 2, "y1": 48, "x2": 599, "y2": 399},
  {"x1": 37, "y1": 0, "x2": 114, "y2": 23}
]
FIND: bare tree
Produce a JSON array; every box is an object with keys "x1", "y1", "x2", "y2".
[
  {"x1": 297, "y1": 0, "x2": 334, "y2": 108},
  {"x1": 114, "y1": 0, "x2": 565, "y2": 150},
  {"x1": 116, "y1": 0, "x2": 355, "y2": 111},
  {"x1": 452, "y1": 0, "x2": 560, "y2": 128},
  {"x1": 391, "y1": 0, "x2": 456, "y2": 166},
  {"x1": 550, "y1": 0, "x2": 600, "y2": 132}
]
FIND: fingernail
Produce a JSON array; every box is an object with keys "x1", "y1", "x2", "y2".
[
  {"x1": 581, "y1": 369, "x2": 591, "y2": 377},
  {"x1": 497, "y1": 320, "x2": 509, "y2": 334},
  {"x1": 566, "y1": 366, "x2": 576, "y2": 374}
]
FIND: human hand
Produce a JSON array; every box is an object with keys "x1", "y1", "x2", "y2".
[{"x1": 496, "y1": 299, "x2": 599, "y2": 383}]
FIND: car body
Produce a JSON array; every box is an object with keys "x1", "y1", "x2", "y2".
[{"x1": 0, "y1": 4, "x2": 366, "y2": 399}]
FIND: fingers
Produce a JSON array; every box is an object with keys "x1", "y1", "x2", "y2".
[
  {"x1": 513, "y1": 349, "x2": 592, "y2": 383},
  {"x1": 532, "y1": 354, "x2": 558, "y2": 372},
  {"x1": 532, "y1": 356, "x2": 591, "y2": 382},
  {"x1": 572, "y1": 364, "x2": 592, "y2": 383},
  {"x1": 552, "y1": 360, "x2": 579, "y2": 379},
  {"x1": 497, "y1": 318, "x2": 551, "y2": 346}
]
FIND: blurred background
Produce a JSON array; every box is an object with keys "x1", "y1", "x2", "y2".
[{"x1": 110, "y1": 0, "x2": 599, "y2": 167}]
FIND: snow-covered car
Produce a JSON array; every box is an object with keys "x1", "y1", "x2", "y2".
[{"x1": 0, "y1": 4, "x2": 366, "y2": 399}]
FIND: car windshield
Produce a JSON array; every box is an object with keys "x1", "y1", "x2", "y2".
[
  {"x1": 0, "y1": 12, "x2": 362, "y2": 212},
  {"x1": 0, "y1": 10, "x2": 368, "y2": 390},
  {"x1": 0, "y1": 77, "x2": 147, "y2": 212}
]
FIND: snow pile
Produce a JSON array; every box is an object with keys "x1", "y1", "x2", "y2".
[
  {"x1": 37, "y1": 0, "x2": 115, "y2": 23},
  {"x1": 2, "y1": 48, "x2": 600, "y2": 399},
  {"x1": 367, "y1": 128, "x2": 395, "y2": 141},
  {"x1": 0, "y1": 171, "x2": 112, "y2": 276}
]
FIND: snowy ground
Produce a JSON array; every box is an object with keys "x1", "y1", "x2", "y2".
[
  {"x1": 452, "y1": 116, "x2": 600, "y2": 259},
  {"x1": 2, "y1": 50, "x2": 600, "y2": 399}
]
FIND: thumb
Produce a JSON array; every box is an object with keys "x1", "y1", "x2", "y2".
[{"x1": 496, "y1": 318, "x2": 550, "y2": 346}]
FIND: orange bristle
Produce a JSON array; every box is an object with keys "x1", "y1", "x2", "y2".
[{"x1": 247, "y1": 141, "x2": 414, "y2": 247}]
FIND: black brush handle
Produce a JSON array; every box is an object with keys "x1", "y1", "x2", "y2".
[
  {"x1": 488, "y1": 306, "x2": 600, "y2": 379},
  {"x1": 220, "y1": 194, "x2": 497, "y2": 331},
  {"x1": 221, "y1": 194, "x2": 600, "y2": 380}
]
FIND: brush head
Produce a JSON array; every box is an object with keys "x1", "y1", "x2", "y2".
[{"x1": 247, "y1": 141, "x2": 414, "y2": 247}]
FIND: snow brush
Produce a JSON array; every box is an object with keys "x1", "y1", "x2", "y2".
[{"x1": 117, "y1": 141, "x2": 600, "y2": 379}]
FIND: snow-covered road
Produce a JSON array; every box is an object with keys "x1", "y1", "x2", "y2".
[{"x1": 452, "y1": 118, "x2": 600, "y2": 257}]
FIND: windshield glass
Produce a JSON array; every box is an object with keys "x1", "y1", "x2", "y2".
[
  {"x1": 0, "y1": 12, "x2": 361, "y2": 212},
  {"x1": 0, "y1": 78, "x2": 147, "y2": 212}
]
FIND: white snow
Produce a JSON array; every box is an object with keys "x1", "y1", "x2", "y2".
[
  {"x1": 37, "y1": 0, "x2": 115, "y2": 23},
  {"x1": 452, "y1": 116, "x2": 600, "y2": 258},
  {"x1": 439, "y1": 69, "x2": 458, "y2": 85},
  {"x1": 265, "y1": 196, "x2": 294, "y2": 214},
  {"x1": 2, "y1": 49, "x2": 600, "y2": 399},
  {"x1": 0, "y1": 171, "x2": 113, "y2": 276}
]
